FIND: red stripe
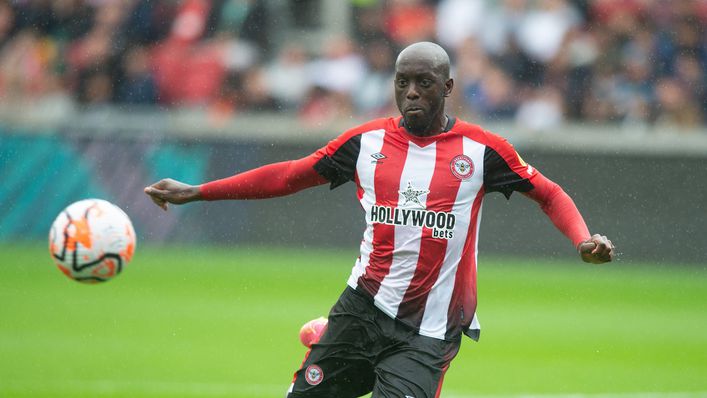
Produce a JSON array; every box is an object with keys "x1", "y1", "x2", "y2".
[
  {"x1": 396, "y1": 135, "x2": 464, "y2": 325},
  {"x1": 291, "y1": 348, "x2": 313, "y2": 383},
  {"x1": 446, "y1": 186, "x2": 485, "y2": 337},
  {"x1": 357, "y1": 133, "x2": 409, "y2": 297},
  {"x1": 434, "y1": 365, "x2": 450, "y2": 398},
  {"x1": 354, "y1": 173, "x2": 364, "y2": 202},
  {"x1": 320, "y1": 117, "x2": 392, "y2": 156}
]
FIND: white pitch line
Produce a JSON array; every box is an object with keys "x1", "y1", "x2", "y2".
[
  {"x1": 2, "y1": 380, "x2": 706, "y2": 398},
  {"x1": 445, "y1": 393, "x2": 707, "y2": 398},
  {"x1": 0, "y1": 379, "x2": 286, "y2": 397}
]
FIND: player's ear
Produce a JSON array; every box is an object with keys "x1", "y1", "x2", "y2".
[{"x1": 444, "y1": 78, "x2": 454, "y2": 97}]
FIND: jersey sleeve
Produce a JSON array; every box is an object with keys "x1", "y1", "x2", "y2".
[
  {"x1": 312, "y1": 121, "x2": 378, "y2": 189},
  {"x1": 523, "y1": 171, "x2": 591, "y2": 247},
  {"x1": 312, "y1": 137, "x2": 360, "y2": 189},
  {"x1": 199, "y1": 154, "x2": 327, "y2": 200},
  {"x1": 483, "y1": 134, "x2": 537, "y2": 199}
]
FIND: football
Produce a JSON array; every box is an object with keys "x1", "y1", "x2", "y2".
[{"x1": 48, "y1": 199, "x2": 136, "y2": 283}]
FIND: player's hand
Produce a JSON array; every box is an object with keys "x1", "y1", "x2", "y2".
[
  {"x1": 144, "y1": 178, "x2": 202, "y2": 211},
  {"x1": 577, "y1": 234, "x2": 614, "y2": 264}
]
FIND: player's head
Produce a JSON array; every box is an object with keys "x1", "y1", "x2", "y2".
[{"x1": 394, "y1": 42, "x2": 453, "y2": 136}]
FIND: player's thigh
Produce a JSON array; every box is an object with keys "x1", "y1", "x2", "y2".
[
  {"x1": 372, "y1": 337, "x2": 460, "y2": 398},
  {"x1": 288, "y1": 355, "x2": 375, "y2": 398},
  {"x1": 288, "y1": 325, "x2": 377, "y2": 398},
  {"x1": 288, "y1": 288, "x2": 380, "y2": 397}
]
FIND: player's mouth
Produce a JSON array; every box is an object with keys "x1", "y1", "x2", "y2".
[{"x1": 405, "y1": 106, "x2": 425, "y2": 116}]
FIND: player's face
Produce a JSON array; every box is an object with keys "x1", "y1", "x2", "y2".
[{"x1": 394, "y1": 59, "x2": 451, "y2": 135}]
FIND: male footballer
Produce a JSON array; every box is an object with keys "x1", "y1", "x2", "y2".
[{"x1": 145, "y1": 41, "x2": 614, "y2": 398}]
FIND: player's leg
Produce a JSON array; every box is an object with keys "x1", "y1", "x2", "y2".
[
  {"x1": 287, "y1": 287, "x2": 381, "y2": 398},
  {"x1": 371, "y1": 333, "x2": 460, "y2": 398},
  {"x1": 287, "y1": 346, "x2": 374, "y2": 398}
]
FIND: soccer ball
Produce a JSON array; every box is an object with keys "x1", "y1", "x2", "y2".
[{"x1": 48, "y1": 199, "x2": 136, "y2": 283}]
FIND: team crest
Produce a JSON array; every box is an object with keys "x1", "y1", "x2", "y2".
[
  {"x1": 450, "y1": 155, "x2": 474, "y2": 180},
  {"x1": 305, "y1": 365, "x2": 324, "y2": 385}
]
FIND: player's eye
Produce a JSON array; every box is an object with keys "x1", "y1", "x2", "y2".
[
  {"x1": 420, "y1": 79, "x2": 432, "y2": 88},
  {"x1": 396, "y1": 79, "x2": 408, "y2": 88}
]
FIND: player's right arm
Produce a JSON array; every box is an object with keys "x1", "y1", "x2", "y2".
[
  {"x1": 144, "y1": 154, "x2": 328, "y2": 211},
  {"x1": 144, "y1": 118, "x2": 388, "y2": 210}
]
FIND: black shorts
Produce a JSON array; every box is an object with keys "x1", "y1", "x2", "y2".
[{"x1": 287, "y1": 286, "x2": 461, "y2": 398}]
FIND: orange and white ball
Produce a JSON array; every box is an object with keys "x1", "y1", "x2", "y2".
[{"x1": 49, "y1": 199, "x2": 136, "y2": 284}]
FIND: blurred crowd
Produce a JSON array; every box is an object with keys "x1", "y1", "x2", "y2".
[{"x1": 0, "y1": 0, "x2": 705, "y2": 130}]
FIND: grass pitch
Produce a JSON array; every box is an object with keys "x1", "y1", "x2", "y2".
[{"x1": 0, "y1": 243, "x2": 706, "y2": 398}]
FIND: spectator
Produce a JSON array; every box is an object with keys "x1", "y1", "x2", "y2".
[
  {"x1": 453, "y1": 38, "x2": 490, "y2": 119},
  {"x1": 116, "y1": 45, "x2": 158, "y2": 104},
  {"x1": 79, "y1": 68, "x2": 112, "y2": 105},
  {"x1": 352, "y1": 39, "x2": 395, "y2": 116},
  {"x1": 384, "y1": 0, "x2": 436, "y2": 47},
  {"x1": 435, "y1": 0, "x2": 485, "y2": 51},
  {"x1": 0, "y1": 1, "x2": 15, "y2": 48},
  {"x1": 0, "y1": 0, "x2": 704, "y2": 129},
  {"x1": 239, "y1": 66, "x2": 279, "y2": 112},
  {"x1": 516, "y1": 86, "x2": 564, "y2": 131},
  {"x1": 478, "y1": 0, "x2": 527, "y2": 56},
  {"x1": 473, "y1": 65, "x2": 518, "y2": 121},
  {"x1": 265, "y1": 43, "x2": 311, "y2": 110},
  {"x1": 0, "y1": 28, "x2": 57, "y2": 101},
  {"x1": 653, "y1": 77, "x2": 702, "y2": 129},
  {"x1": 307, "y1": 35, "x2": 365, "y2": 96},
  {"x1": 515, "y1": 0, "x2": 580, "y2": 65}
]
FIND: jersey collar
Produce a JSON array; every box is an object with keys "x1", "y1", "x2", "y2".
[{"x1": 396, "y1": 115, "x2": 457, "y2": 146}]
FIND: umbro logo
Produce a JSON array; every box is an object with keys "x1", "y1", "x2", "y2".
[{"x1": 371, "y1": 152, "x2": 386, "y2": 163}]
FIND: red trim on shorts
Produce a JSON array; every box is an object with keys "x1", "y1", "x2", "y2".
[
  {"x1": 291, "y1": 349, "x2": 313, "y2": 383},
  {"x1": 435, "y1": 364, "x2": 450, "y2": 398}
]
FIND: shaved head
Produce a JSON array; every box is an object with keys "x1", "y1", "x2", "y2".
[
  {"x1": 395, "y1": 42, "x2": 450, "y2": 79},
  {"x1": 394, "y1": 42, "x2": 454, "y2": 136}
]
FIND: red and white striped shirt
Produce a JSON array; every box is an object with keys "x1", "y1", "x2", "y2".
[
  {"x1": 312, "y1": 116, "x2": 537, "y2": 341},
  {"x1": 200, "y1": 115, "x2": 589, "y2": 341}
]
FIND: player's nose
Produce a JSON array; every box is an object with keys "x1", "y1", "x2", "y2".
[{"x1": 406, "y1": 84, "x2": 420, "y2": 100}]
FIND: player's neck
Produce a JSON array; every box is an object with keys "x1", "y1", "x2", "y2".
[{"x1": 402, "y1": 115, "x2": 450, "y2": 137}]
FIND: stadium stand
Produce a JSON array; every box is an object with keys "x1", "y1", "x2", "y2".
[{"x1": 0, "y1": 0, "x2": 704, "y2": 128}]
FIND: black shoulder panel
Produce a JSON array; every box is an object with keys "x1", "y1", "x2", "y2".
[
  {"x1": 313, "y1": 134, "x2": 362, "y2": 189},
  {"x1": 483, "y1": 146, "x2": 534, "y2": 199}
]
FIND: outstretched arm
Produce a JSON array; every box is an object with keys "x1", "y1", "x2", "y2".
[
  {"x1": 144, "y1": 154, "x2": 328, "y2": 211},
  {"x1": 522, "y1": 172, "x2": 614, "y2": 264}
]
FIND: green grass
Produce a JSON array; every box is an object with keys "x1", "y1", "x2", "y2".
[{"x1": 1, "y1": 243, "x2": 706, "y2": 397}]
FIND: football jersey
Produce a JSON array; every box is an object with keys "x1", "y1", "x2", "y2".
[{"x1": 313, "y1": 116, "x2": 537, "y2": 341}]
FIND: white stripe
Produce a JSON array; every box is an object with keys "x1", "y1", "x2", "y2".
[
  {"x1": 347, "y1": 129, "x2": 386, "y2": 289},
  {"x1": 468, "y1": 193, "x2": 484, "y2": 332},
  {"x1": 286, "y1": 382, "x2": 294, "y2": 396},
  {"x1": 374, "y1": 141, "x2": 437, "y2": 314},
  {"x1": 419, "y1": 136, "x2": 486, "y2": 339},
  {"x1": 469, "y1": 310, "x2": 481, "y2": 330}
]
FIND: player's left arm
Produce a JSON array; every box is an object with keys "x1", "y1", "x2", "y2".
[
  {"x1": 522, "y1": 172, "x2": 615, "y2": 264},
  {"x1": 482, "y1": 131, "x2": 614, "y2": 264}
]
